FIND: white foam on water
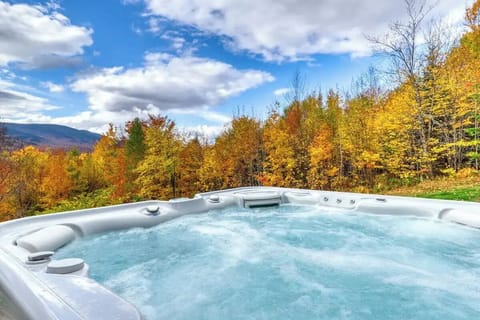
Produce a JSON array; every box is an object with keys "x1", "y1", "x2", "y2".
[
  {"x1": 384, "y1": 272, "x2": 480, "y2": 314},
  {"x1": 277, "y1": 262, "x2": 334, "y2": 295},
  {"x1": 55, "y1": 204, "x2": 480, "y2": 320},
  {"x1": 386, "y1": 217, "x2": 478, "y2": 244},
  {"x1": 192, "y1": 219, "x2": 271, "y2": 266},
  {"x1": 105, "y1": 259, "x2": 157, "y2": 319}
]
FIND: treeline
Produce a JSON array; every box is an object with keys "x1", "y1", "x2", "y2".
[{"x1": 0, "y1": 0, "x2": 479, "y2": 221}]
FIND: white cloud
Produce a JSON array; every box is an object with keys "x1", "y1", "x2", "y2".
[
  {"x1": 199, "y1": 110, "x2": 231, "y2": 124},
  {"x1": 169, "y1": 107, "x2": 232, "y2": 124},
  {"x1": 47, "y1": 105, "x2": 231, "y2": 135},
  {"x1": 71, "y1": 54, "x2": 274, "y2": 114},
  {"x1": 49, "y1": 109, "x2": 159, "y2": 134},
  {"x1": 2, "y1": 105, "x2": 162, "y2": 134},
  {"x1": 161, "y1": 33, "x2": 186, "y2": 51},
  {"x1": 147, "y1": 17, "x2": 164, "y2": 34},
  {"x1": 180, "y1": 124, "x2": 225, "y2": 140},
  {"x1": 0, "y1": 79, "x2": 59, "y2": 118},
  {"x1": 144, "y1": 52, "x2": 173, "y2": 64},
  {"x1": 45, "y1": 0, "x2": 61, "y2": 11},
  {"x1": 1, "y1": 68, "x2": 16, "y2": 81},
  {"x1": 273, "y1": 88, "x2": 291, "y2": 97},
  {"x1": 141, "y1": 0, "x2": 472, "y2": 61},
  {"x1": 41, "y1": 81, "x2": 65, "y2": 93},
  {"x1": 0, "y1": 1, "x2": 93, "y2": 68},
  {"x1": 11, "y1": 53, "x2": 272, "y2": 133}
]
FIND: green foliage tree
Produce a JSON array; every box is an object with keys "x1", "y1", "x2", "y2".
[
  {"x1": 125, "y1": 118, "x2": 146, "y2": 169},
  {"x1": 124, "y1": 117, "x2": 146, "y2": 195}
]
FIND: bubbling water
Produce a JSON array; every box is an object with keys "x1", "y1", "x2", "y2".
[{"x1": 56, "y1": 204, "x2": 480, "y2": 319}]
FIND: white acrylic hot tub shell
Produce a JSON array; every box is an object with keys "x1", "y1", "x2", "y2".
[{"x1": 1, "y1": 187, "x2": 480, "y2": 319}]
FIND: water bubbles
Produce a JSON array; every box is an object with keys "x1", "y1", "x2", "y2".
[{"x1": 55, "y1": 204, "x2": 480, "y2": 320}]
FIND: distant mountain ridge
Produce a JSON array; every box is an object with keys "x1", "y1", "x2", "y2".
[{"x1": 1, "y1": 123, "x2": 101, "y2": 150}]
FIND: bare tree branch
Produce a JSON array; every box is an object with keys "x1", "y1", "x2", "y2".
[{"x1": 366, "y1": 0, "x2": 433, "y2": 83}]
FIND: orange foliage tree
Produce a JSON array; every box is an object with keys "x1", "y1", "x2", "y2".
[{"x1": 2, "y1": 0, "x2": 480, "y2": 221}]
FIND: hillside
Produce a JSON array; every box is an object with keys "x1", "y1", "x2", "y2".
[{"x1": 1, "y1": 123, "x2": 101, "y2": 150}]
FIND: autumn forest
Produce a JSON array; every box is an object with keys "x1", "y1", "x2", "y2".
[{"x1": 1, "y1": 1, "x2": 480, "y2": 221}]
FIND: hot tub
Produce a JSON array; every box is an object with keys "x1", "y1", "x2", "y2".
[{"x1": 1, "y1": 187, "x2": 480, "y2": 319}]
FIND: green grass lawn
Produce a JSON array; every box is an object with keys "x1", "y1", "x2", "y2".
[
  {"x1": 414, "y1": 185, "x2": 480, "y2": 201},
  {"x1": 385, "y1": 174, "x2": 480, "y2": 202}
]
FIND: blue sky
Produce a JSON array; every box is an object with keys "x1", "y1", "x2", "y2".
[{"x1": 0, "y1": 0, "x2": 471, "y2": 135}]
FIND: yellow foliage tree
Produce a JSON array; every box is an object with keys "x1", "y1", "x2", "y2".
[
  {"x1": 7, "y1": 146, "x2": 47, "y2": 218},
  {"x1": 39, "y1": 150, "x2": 72, "y2": 208},
  {"x1": 261, "y1": 109, "x2": 297, "y2": 187},
  {"x1": 135, "y1": 115, "x2": 180, "y2": 199}
]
